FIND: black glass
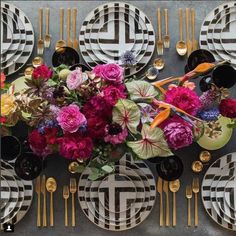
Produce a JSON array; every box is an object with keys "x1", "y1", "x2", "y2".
[
  {"x1": 1, "y1": 136, "x2": 21, "y2": 161},
  {"x1": 199, "y1": 75, "x2": 212, "y2": 92},
  {"x1": 212, "y1": 64, "x2": 236, "y2": 88},
  {"x1": 14, "y1": 152, "x2": 45, "y2": 180},
  {"x1": 70, "y1": 63, "x2": 90, "y2": 72},
  {"x1": 52, "y1": 47, "x2": 80, "y2": 67},
  {"x1": 187, "y1": 49, "x2": 215, "y2": 71},
  {"x1": 156, "y1": 155, "x2": 184, "y2": 181}
]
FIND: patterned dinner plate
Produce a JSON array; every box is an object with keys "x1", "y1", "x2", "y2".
[
  {"x1": 0, "y1": 20, "x2": 13, "y2": 54},
  {"x1": 202, "y1": 152, "x2": 236, "y2": 231},
  {"x1": 224, "y1": 175, "x2": 236, "y2": 212},
  {"x1": 0, "y1": 176, "x2": 11, "y2": 210},
  {"x1": 78, "y1": 153, "x2": 156, "y2": 231}
]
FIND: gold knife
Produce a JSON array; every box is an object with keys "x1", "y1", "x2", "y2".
[
  {"x1": 186, "y1": 8, "x2": 192, "y2": 56},
  {"x1": 41, "y1": 175, "x2": 47, "y2": 227},
  {"x1": 157, "y1": 177, "x2": 163, "y2": 226},
  {"x1": 163, "y1": 180, "x2": 170, "y2": 226},
  {"x1": 35, "y1": 176, "x2": 41, "y2": 227}
]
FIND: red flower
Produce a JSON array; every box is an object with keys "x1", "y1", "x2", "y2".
[
  {"x1": 44, "y1": 127, "x2": 58, "y2": 145},
  {"x1": 32, "y1": 64, "x2": 53, "y2": 80},
  {"x1": 0, "y1": 116, "x2": 7, "y2": 124},
  {"x1": 219, "y1": 98, "x2": 236, "y2": 118},
  {"x1": 28, "y1": 129, "x2": 47, "y2": 152},
  {"x1": 87, "y1": 116, "x2": 107, "y2": 139},
  {"x1": 1, "y1": 73, "x2": 6, "y2": 88}
]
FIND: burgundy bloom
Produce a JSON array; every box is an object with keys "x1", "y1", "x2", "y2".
[
  {"x1": 87, "y1": 116, "x2": 107, "y2": 139},
  {"x1": 32, "y1": 64, "x2": 53, "y2": 80},
  {"x1": 44, "y1": 127, "x2": 58, "y2": 145},
  {"x1": 219, "y1": 98, "x2": 236, "y2": 118}
]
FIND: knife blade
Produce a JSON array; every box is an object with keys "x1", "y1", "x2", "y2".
[
  {"x1": 36, "y1": 176, "x2": 41, "y2": 227},
  {"x1": 157, "y1": 177, "x2": 163, "y2": 226},
  {"x1": 163, "y1": 180, "x2": 170, "y2": 226},
  {"x1": 41, "y1": 175, "x2": 47, "y2": 227}
]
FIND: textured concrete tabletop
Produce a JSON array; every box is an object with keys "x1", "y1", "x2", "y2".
[{"x1": 5, "y1": 0, "x2": 236, "y2": 236}]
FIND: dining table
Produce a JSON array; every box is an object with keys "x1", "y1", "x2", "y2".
[{"x1": 4, "y1": 0, "x2": 236, "y2": 236}]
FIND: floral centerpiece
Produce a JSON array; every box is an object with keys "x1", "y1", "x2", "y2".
[{"x1": 1, "y1": 61, "x2": 236, "y2": 179}]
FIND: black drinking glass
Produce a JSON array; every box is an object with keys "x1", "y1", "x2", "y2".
[
  {"x1": 1, "y1": 136, "x2": 21, "y2": 161},
  {"x1": 70, "y1": 63, "x2": 90, "y2": 72},
  {"x1": 156, "y1": 155, "x2": 184, "y2": 181},
  {"x1": 212, "y1": 64, "x2": 236, "y2": 88},
  {"x1": 199, "y1": 75, "x2": 213, "y2": 92}
]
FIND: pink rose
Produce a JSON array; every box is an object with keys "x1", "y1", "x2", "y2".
[
  {"x1": 32, "y1": 65, "x2": 53, "y2": 80},
  {"x1": 92, "y1": 64, "x2": 105, "y2": 77},
  {"x1": 66, "y1": 68, "x2": 85, "y2": 90},
  {"x1": 57, "y1": 104, "x2": 86, "y2": 133}
]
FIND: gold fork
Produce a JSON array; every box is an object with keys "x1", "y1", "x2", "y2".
[
  {"x1": 70, "y1": 178, "x2": 77, "y2": 227},
  {"x1": 157, "y1": 8, "x2": 164, "y2": 55},
  {"x1": 63, "y1": 185, "x2": 70, "y2": 226},
  {"x1": 163, "y1": 180, "x2": 170, "y2": 226},
  {"x1": 192, "y1": 177, "x2": 199, "y2": 227},
  {"x1": 186, "y1": 185, "x2": 192, "y2": 226},
  {"x1": 157, "y1": 177, "x2": 163, "y2": 226},
  {"x1": 163, "y1": 9, "x2": 170, "y2": 48},
  {"x1": 44, "y1": 8, "x2": 51, "y2": 48},
  {"x1": 35, "y1": 176, "x2": 41, "y2": 227},
  {"x1": 37, "y1": 8, "x2": 44, "y2": 55}
]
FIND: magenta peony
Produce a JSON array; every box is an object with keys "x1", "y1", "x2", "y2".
[
  {"x1": 87, "y1": 116, "x2": 108, "y2": 139},
  {"x1": 32, "y1": 64, "x2": 53, "y2": 80},
  {"x1": 92, "y1": 64, "x2": 105, "y2": 77},
  {"x1": 66, "y1": 68, "x2": 84, "y2": 90},
  {"x1": 164, "y1": 87, "x2": 202, "y2": 115},
  {"x1": 57, "y1": 133, "x2": 93, "y2": 160},
  {"x1": 163, "y1": 117, "x2": 193, "y2": 150},
  {"x1": 57, "y1": 104, "x2": 86, "y2": 133},
  {"x1": 219, "y1": 98, "x2": 236, "y2": 118}
]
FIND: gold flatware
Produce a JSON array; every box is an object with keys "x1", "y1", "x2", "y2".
[
  {"x1": 153, "y1": 58, "x2": 165, "y2": 70},
  {"x1": 35, "y1": 176, "x2": 41, "y2": 227},
  {"x1": 55, "y1": 8, "x2": 66, "y2": 50},
  {"x1": 157, "y1": 8, "x2": 163, "y2": 55},
  {"x1": 63, "y1": 185, "x2": 70, "y2": 226},
  {"x1": 169, "y1": 180, "x2": 180, "y2": 226},
  {"x1": 157, "y1": 177, "x2": 163, "y2": 226},
  {"x1": 68, "y1": 162, "x2": 79, "y2": 174},
  {"x1": 72, "y1": 8, "x2": 78, "y2": 50},
  {"x1": 192, "y1": 161, "x2": 203, "y2": 173},
  {"x1": 186, "y1": 8, "x2": 192, "y2": 56},
  {"x1": 41, "y1": 175, "x2": 47, "y2": 227},
  {"x1": 186, "y1": 185, "x2": 192, "y2": 226},
  {"x1": 44, "y1": 8, "x2": 51, "y2": 48},
  {"x1": 199, "y1": 150, "x2": 211, "y2": 163},
  {"x1": 191, "y1": 8, "x2": 198, "y2": 51},
  {"x1": 37, "y1": 8, "x2": 44, "y2": 55},
  {"x1": 67, "y1": 8, "x2": 73, "y2": 47},
  {"x1": 70, "y1": 178, "x2": 77, "y2": 227},
  {"x1": 46, "y1": 177, "x2": 57, "y2": 227},
  {"x1": 192, "y1": 177, "x2": 199, "y2": 227},
  {"x1": 32, "y1": 56, "x2": 44, "y2": 68},
  {"x1": 163, "y1": 180, "x2": 170, "y2": 226},
  {"x1": 163, "y1": 9, "x2": 170, "y2": 48},
  {"x1": 22, "y1": 66, "x2": 34, "y2": 78},
  {"x1": 176, "y1": 8, "x2": 187, "y2": 56}
]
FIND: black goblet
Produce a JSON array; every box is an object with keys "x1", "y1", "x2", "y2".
[
  {"x1": 156, "y1": 155, "x2": 184, "y2": 181},
  {"x1": 70, "y1": 63, "x2": 90, "y2": 72},
  {"x1": 1, "y1": 136, "x2": 21, "y2": 161},
  {"x1": 14, "y1": 152, "x2": 46, "y2": 180}
]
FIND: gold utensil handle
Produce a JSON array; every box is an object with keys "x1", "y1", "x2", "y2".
[
  {"x1": 50, "y1": 192, "x2": 54, "y2": 226},
  {"x1": 164, "y1": 9, "x2": 168, "y2": 35},
  {"x1": 166, "y1": 192, "x2": 170, "y2": 226},
  {"x1": 186, "y1": 8, "x2": 190, "y2": 41},
  {"x1": 157, "y1": 8, "x2": 162, "y2": 40},
  {"x1": 173, "y1": 192, "x2": 176, "y2": 226},
  {"x1": 159, "y1": 193, "x2": 163, "y2": 226},
  {"x1": 67, "y1": 8, "x2": 71, "y2": 43},
  {"x1": 72, "y1": 8, "x2": 77, "y2": 40},
  {"x1": 37, "y1": 194, "x2": 41, "y2": 227},
  {"x1": 191, "y1": 8, "x2": 195, "y2": 42},
  {"x1": 65, "y1": 199, "x2": 68, "y2": 226},
  {"x1": 188, "y1": 198, "x2": 191, "y2": 226},
  {"x1": 194, "y1": 193, "x2": 198, "y2": 226},
  {"x1": 72, "y1": 193, "x2": 75, "y2": 227},
  {"x1": 46, "y1": 8, "x2": 49, "y2": 35},
  {"x1": 39, "y1": 8, "x2": 43, "y2": 40},
  {"x1": 43, "y1": 192, "x2": 47, "y2": 227},
  {"x1": 179, "y1": 8, "x2": 183, "y2": 41},
  {"x1": 60, "y1": 8, "x2": 64, "y2": 40}
]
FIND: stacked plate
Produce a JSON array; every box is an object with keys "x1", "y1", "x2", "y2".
[
  {"x1": 0, "y1": 160, "x2": 33, "y2": 227},
  {"x1": 199, "y1": 1, "x2": 236, "y2": 67},
  {"x1": 78, "y1": 153, "x2": 156, "y2": 231},
  {"x1": 0, "y1": 2, "x2": 34, "y2": 76},
  {"x1": 79, "y1": 2, "x2": 155, "y2": 77},
  {"x1": 202, "y1": 152, "x2": 236, "y2": 231}
]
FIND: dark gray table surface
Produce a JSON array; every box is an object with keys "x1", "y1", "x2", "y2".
[{"x1": 5, "y1": 0, "x2": 236, "y2": 235}]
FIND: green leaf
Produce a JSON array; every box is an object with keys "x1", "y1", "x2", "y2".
[
  {"x1": 125, "y1": 81, "x2": 159, "y2": 101},
  {"x1": 88, "y1": 168, "x2": 100, "y2": 181},
  {"x1": 101, "y1": 165, "x2": 114, "y2": 173},
  {"x1": 74, "y1": 165, "x2": 86, "y2": 174},
  {"x1": 127, "y1": 124, "x2": 173, "y2": 159},
  {"x1": 47, "y1": 79, "x2": 57, "y2": 86},
  {"x1": 113, "y1": 99, "x2": 141, "y2": 134}
]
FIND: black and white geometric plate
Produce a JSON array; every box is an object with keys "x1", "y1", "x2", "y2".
[
  {"x1": 79, "y1": 2, "x2": 155, "y2": 77},
  {"x1": 0, "y1": 20, "x2": 13, "y2": 54},
  {"x1": 224, "y1": 175, "x2": 236, "y2": 212},
  {"x1": 78, "y1": 153, "x2": 156, "y2": 231},
  {"x1": 202, "y1": 152, "x2": 236, "y2": 230},
  {"x1": 0, "y1": 176, "x2": 11, "y2": 210},
  {"x1": 0, "y1": 2, "x2": 34, "y2": 76},
  {"x1": 0, "y1": 161, "x2": 33, "y2": 226}
]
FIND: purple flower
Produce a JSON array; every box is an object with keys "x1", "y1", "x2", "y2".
[
  {"x1": 139, "y1": 103, "x2": 157, "y2": 123},
  {"x1": 197, "y1": 108, "x2": 220, "y2": 121},
  {"x1": 120, "y1": 50, "x2": 137, "y2": 66},
  {"x1": 66, "y1": 68, "x2": 85, "y2": 90}
]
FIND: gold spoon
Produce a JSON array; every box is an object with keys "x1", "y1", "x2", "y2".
[
  {"x1": 55, "y1": 8, "x2": 66, "y2": 50},
  {"x1": 169, "y1": 179, "x2": 180, "y2": 226},
  {"x1": 176, "y1": 8, "x2": 187, "y2": 56},
  {"x1": 23, "y1": 67, "x2": 34, "y2": 78},
  {"x1": 32, "y1": 56, "x2": 44, "y2": 68},
  {"x1": 46, "y1": 177, "x2": 57, "y2": 227},
  {"x1": 68, "y1": 161, "x2": 79, "y2": 174},
  {"x1": 153, "y1": 58, "x2": 165, "y2": 70}
]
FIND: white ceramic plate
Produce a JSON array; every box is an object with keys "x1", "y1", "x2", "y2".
[{"x1": 224, "y1": 175, "x2": 236, "y2": 212}]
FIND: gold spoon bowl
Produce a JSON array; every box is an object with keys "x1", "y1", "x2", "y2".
[
  {"x1": 176, "y1": 41, "x2": 187, "y2": 56},
  {"x1": 32, "y1": 57, "x2": 44, "y2": 68},
  {"x1": 153, "y1": 58, "x2": 165, "y2": 70}
]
